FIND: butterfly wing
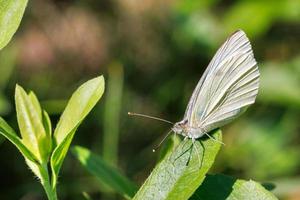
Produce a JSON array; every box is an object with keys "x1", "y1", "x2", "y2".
[{"x1": 184, "y1": 30, "x2": 259, "y2": 133}]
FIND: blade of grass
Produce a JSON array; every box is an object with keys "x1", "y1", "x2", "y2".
[
  {"x1": 72, "y1": 145, "x2": 138, "y2": 200},
  {"x1": 103, "y1": 62, "x2": 124, "y2": 166},
  {"x1": 102, "y1": 63, "x2": 124, "y2": 199}
]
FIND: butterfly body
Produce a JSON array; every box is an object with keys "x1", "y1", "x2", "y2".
[
  {"x1": 172, "y1": 120, "x2": 206, "y2": 139},
  {"x1": 172, "y1": 30, "x2": 259, "y2": 140}
]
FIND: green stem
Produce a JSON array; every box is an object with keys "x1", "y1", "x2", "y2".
[
  {"x1": 40, "y1": 163, "x2": 58, "y2": 200},
  {"x1": 43, "y1": 180, "x2": 57, "y2": 200}
]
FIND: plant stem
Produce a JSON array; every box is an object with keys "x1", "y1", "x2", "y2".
[
  {"x1": 43, "y1": 181, "x2": 58, "y2": 200},
  {"x1": 40, "y1": 163, "x2": 58, "y2": 200}
]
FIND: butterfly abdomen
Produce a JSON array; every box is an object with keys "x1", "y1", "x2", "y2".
[{"x1": 183, "y1": 126, "x2": 206, "y2": 139}]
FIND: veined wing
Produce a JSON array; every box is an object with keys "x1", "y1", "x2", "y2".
[{"x1": 184, "y1": 30, "x2": 259, "y2": 131}]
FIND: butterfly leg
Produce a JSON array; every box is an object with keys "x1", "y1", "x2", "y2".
[
  {"x1": 202, "y1": 130, "x2": 225, "y2": 145},
  {"x1": 172, "y1": 142, "x2": 193, "y2": 166},
  {"x1": 205, "y1": 133, "x2": 225, "y2": 145},
  {"x1": 172, "y1": 136, "x2": 194, "y2": 166},
  {"x1": 180, "y1": 135, "x2": 190, "y2": 153},
  {"x1": 192, "y1": 138, "x2": 202, "y2": 169}
]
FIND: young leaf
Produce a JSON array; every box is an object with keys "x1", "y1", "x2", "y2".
[
  {"x1": 51, "y1": 76, "x2": 104, "y2": 187},
  {"x1": 25, "y1": 158, "x2": 43, "y2": 180},
  {"x1": 53, "y1": 76, "x2": 105, "y2": 145},
  {"x1": 72, "y1": 146, "x2": 137, "y2": 199},
  {"x1": 51, "y1": 126, "x2": 78, "y2": 188},
  {"x1": 0, "y1": 0, "x2": 28, "y2": 50},
  {"x1": 15, "y1": 85, "x2": 51, "y2": 162},
  {"x1": 43, "y1": 110, "x2": 52, "y2": 137},
  {"x1": 0, "y1": 117, "x2": 38, "y2": 163},
  {"x1": 133, "y1": 130, "x2": 222, "y2": 200},
  {"x1": 190, "y1": 174, "x2": 278, "y2": 200},
  {"x1": 29, "y1": 91, "x2": 42, "y2": 119}
]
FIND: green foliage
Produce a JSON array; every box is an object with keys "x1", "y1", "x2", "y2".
[
  {"x1": 53, "y1": 77, "x2": 104, "y2": 144},
  {"x1": 133, "y1": 130, "x2": 221, "y2": 200},
  {"x1": 71, "y1": 126, "x2": 279, "y2": 199},
  {"x1": 223, "y1": 1, "x2": 278, "y2": 37},
  {"x1": 0, "y1": 76, "x2": 105, "y2": 200},
  {"x1": 103, "y1": 63, "x2": 124, "y2": 166},
  {"x1": 0, "y1": 46, "x2": 16, "y2": 115},
  {"x1": 190, "y1": 174, "x2": 278, "y2": 200},
  {"x1": 158, "y1": 134, "x2": 182, "y2": 162},
  {"x1": 259, "y1": 59, "x2": 300, "y2": 108},
  {"x1": 72, "y1": 146, "x2": 137, "y2": 199},
  {"x1": 15, "y1": 85, "x2": 51, "y2": 162},
  {"x1": 219, "y1": 116, "x2": 300, "y2": 180},
  {"x1": 73, "y1": 130, "x2": 278, "y2": 199},
  {"x1": 0, "y1": 117, "x2": 38, "y2": 163},
  {"x1": 173, "y1": 0, "x2": 219, "y2": 15},
  {"x1": 223, "y1": 1, "x2": 300, "y2": 37},
  {"x1": 0, "y1": 0, "x2": 296, "y2": 199},
  {"x1": 51, "y1": 76, "x2": 105, "y2": 188},
  {"x1": 0, "y1": 0, "x2": 28, "y2": 50}
]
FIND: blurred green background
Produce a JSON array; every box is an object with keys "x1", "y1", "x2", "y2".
[{"x1": 0, "y1": 0, "x2": 299, "y2": 199}]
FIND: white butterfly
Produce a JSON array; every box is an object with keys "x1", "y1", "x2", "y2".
[
  {"x1": 172, "y1": 30, "x2": 259, "y2": 140},
  {"x1": 129, "y1": 30, "x2": 259, "y2": 143}
]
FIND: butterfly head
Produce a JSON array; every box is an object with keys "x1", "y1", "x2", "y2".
[{"x1": 172, "y1": 120, "x2": 188, "y2": 135}]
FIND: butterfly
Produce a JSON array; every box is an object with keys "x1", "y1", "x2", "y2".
[
  {"x1": 129, "y1": 30, "x2": 259, "y2": 144},
  {"x1": 172, "y1": 29, "x2": 259, "y2": 141}
]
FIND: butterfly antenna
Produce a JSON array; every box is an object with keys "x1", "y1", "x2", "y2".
[
  {"x1": 128, "y1": 112, "x2": 174, "y2": 125},
  {"x1": 204, "y1": 132, "x2": 225, "y2": 145},
  {"x1": 152, "y1": 129, "x2": 173, "y2": 152}
]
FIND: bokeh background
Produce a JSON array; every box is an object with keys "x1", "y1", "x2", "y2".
[{"x1": 0, "y1": 0, "x2": 299, "y2": 199}]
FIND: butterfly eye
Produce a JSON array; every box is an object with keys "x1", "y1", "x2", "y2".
[{"x1": 182, "y1": 119, "x2": 188, "y2": 125}]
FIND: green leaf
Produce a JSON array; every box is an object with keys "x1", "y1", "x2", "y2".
[
  {"x1": 42, "y1": 110, "x2": 52, "y2": 137},
  {"x1": 29, "y1": 91, "x2": 42, "y2": 119},
  {"x1": 72, "y1": 146, "x2": 137, "y2": 199},
  {"x1": 51, "y1": 76, "x2": 105, "y2": 187},
  {"x1": 133, "y1": 130, "x2": 222, "y2": 200},
  {"x1": 53, "y1": 76, "x2": 105, "y2": 145},
  {"x1": 0, "y1": 117, "x2": 38, "y2": 163},
  {"x1": 51, "y1": 126, "x2": 77, "y2": 188},
  {"x1": 25, "y1": 158, "x2": 43, "y2": 180},
  {"x1": 190, "y1": 174, "x2": 278, "y2": 200},
  {"x1": 158, "y1": 134, "x2": 182, "y2": 162},
  {"x1": 15, "y1": 85, "x2": 51, "y2": 162},
  {"x1": 0, "y1": 0, "x2": 28, "y2": 50}
]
